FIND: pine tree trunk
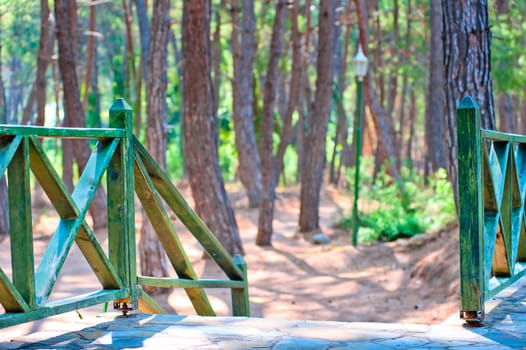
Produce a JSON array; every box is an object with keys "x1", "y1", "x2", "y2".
[
  {"x1": 230, "y1": 0, "x2": 262, "y2": 208},
  {"x1": 0, "y1": 176, "x2": 8, "y2": 236},
  {"x1": 211, "y1": 1, "x2": 223, "y2": 117},
  {"x1": 0, "y1": 28, "x2": 7, "y2": 237},
  {"x1": 255, "y1": 0, "x2": 287, "y2": 246},
  {"x1": 520, "y1": 94, "x2": 526, "y2": 134},
  {"x1": 354, "y1": 0, "x2": 400, "y2": 181},
  {"x1": 21, "y1": 0, "x2": 54, "y2": 125},
  {"x1": 498, "y1": 93, "x2": 513, "y2": 132},
  {"x1": 296, "y1": 0, "x2": 313, "y2": 184},
  {"x1": 182, "y1": 0, "x2": 244, "y2": 256},
  {"x1": 442, "y1": 0, "x2": 495, "y2": 209},
  {"x1": 298, "y1": 0, "x2": 335, "y2": 233},
  {"x1": 139, "y1": 0, "x2": 171, "y2": 295},
  {"x1": 55, "y1": 0, "x2": 108, "y2": 229},
  {"x1": 424, "y1": 0, "x2": 447, "y2": 179},
  {"x1": 82, "y1": 1, "x2": 96, "y2": 113},
  {"x1": 134, "y1": 0, "x2": 150, "y2": 137}
]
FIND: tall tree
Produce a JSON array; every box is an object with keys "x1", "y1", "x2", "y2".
[
  {"x1": 139, "y1": 0, "x2": 171, "y2": 293},
  {"x1": 82, "y1": 0, "x2": 97, "y2": 113},
  {"x1": 298, "y1": 0, "x2": 335, "y2": 233},
  {"x1": 255, "y1": 0, "x2": 287, "y2": 246},
  {"x1": 442, "y1": 0, "x2": 495, "y2": 207},
  {"x1": 0, "y1": 21, "x2": 7, "y2": 237},
  {"x1": 21, "y1": 0, "x2": 54, "y2": 125},
  {"x1": 354, "y1": 0, "x2": 400, "y2": 180},
  {"x1": 230, "y1": 0, "x2": 262, "y2": 208},
  {"x1": 182, "y1": 0, "x2": 244, "y2": 256},
  {"x1": 211, "y1": 0, "x2": 223, "y2": 117},
  {"x1": 424, "y1": 0, "x2": 447, "y2": 178},
  {"x1": 274, "y1": 0, "x2": 302, "y2": 185},
  {"x1": 134, "y1": 0, "x2": 150, "y2": 137},
  {"x1": 55, "y1": 0, "x2": 107, "y2": 229}
]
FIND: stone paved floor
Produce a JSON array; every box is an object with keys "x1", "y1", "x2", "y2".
[{"x1": 1, "y1": 278, "x2": 525, "y2": 349}]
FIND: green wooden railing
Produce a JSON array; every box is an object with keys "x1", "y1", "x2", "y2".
[
  {"x1": 458, "y1": 96, "x2": 526, "y2": 322},
  {"x1": 0, "y1": 99, "x2": 249, "y2": 329}
]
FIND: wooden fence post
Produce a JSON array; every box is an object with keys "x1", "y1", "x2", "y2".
[
  {"x1": 231, "y1": 254, "x2": 250, "y2": 316},
  {"x1": 7, "y1": 137, "x2": 35, "y2": 309},
  {"x1": 457, "y1": 96, "x2": 485, "y2": 322},
  {"x1": 108, "y1": 99, "x2": 137, "y2": 311}
]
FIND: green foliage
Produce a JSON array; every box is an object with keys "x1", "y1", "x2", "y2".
[{"x1": 339, "y1": 165, "x2": 456, "y2": 244}]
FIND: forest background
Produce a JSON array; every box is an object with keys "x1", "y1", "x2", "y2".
[{"x1": 0, "y1": 0, "x2": 520, "y2": 297}]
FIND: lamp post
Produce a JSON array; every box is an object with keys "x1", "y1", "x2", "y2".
[{"x1": 351, "y1": 45, "x2": 368, "y2": 246}]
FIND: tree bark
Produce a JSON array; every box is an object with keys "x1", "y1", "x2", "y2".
[
  {"x1": 442, "y1": 0, "x2": 495, "y2": 209},
  {"x1": 230, "y1": 0, "x2": 262, "y2": 208},
  {"x1": 424, "y1": 0, "x2": 447, "y2": 179},
  {"x1": 55, "y1": 0, "x2": 108, "y2": 229},
  {"x1": 211, "y1": 0, "x2": 223, "y2": 117},
  {"x1": 354, "y1": 0, "x2": 400, "y2": 181},
  {"x1": 182, "y1": 0, "x2": 244, "y2": 256},
  {"x1": 498, "y1": 93, "x2": 513, "y2": 132},
  {"x1": 0, "y1": 25, "x2": 7, "y2": 237},
  {"x1": 82, "y1": 1, "x2": 96, "y2": 113},
  {"x1": 134, "y1": 0, "x2": 150, "y2": 81},
  {"x1": 333, "y1": 1, "x2": 353, "y2": 181},
  {"x1": 140, "y1": 0, "x2": 171, "y2": 294},
  {"x1": 133, "y1": 0, "x2": 149, "y2": 137},
  {"x1": 274, "y1": 0, "x2": 302, "y2": 185},
  {"x1": 520, "y1": 93, "x2": 526, "y2": 134},
  {"x1": 122, "y1": 0, "x2": 137, "y2": 90},
  {"x1": 296, "y1": 0, "x2": 312, "y2": 184},
  {"x1": 21, "y1": 2, "x2": 54, "y2": 126},
  {"x1": 255, "y1": 0, "x2": 287, "y2": 246},
  {"x1": 298, "y1": 0, "x2": 335, "y2": 233}
]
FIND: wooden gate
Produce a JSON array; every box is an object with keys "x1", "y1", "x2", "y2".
[
  {"x1": 458, "y1": 96, "x2": 526, "y2": 322},
  {"x1": 0, "y1": 99, "x2": 249, "y2": 329}
]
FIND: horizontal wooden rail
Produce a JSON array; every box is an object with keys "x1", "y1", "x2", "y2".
[
  {"x1": 0, "y1": 289, "x2": 129, "y2": 329},
  {"x1": 0, "y1": 125, "x2": 125, "y2": 138},
  {"x1": 138, "y1": 276, "x2": 246, "y2": 289},
  {"x1": 481, "y1": 128, "x2": 526, "y2": 143}
]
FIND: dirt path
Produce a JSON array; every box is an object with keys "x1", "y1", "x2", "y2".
[
  {"x1": 162, "y1": 185, "x2": 459, "y2": 324},
  {"x1": 0, "y1": 185, "x2": 460, "y2": 329}
]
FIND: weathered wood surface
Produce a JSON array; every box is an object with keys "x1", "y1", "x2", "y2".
[
  {"x1": 0, "y1": 99, "x2": 249, "y2": 329},
  {"x1": 134, "y1": 139, "x2": 244, "y2": 281},
  {"x1": 133, "y1": 153, "x2": 216, "y2": 316},
  {"x1": 458, "y1": 96, "x2": 526, "y2": 321},
  {"x1": 458, "y1": 96, "x2": 485, "y2": 321},
  {"x1": 0, "y1": 125, "x2": 124, "y2": 138}
]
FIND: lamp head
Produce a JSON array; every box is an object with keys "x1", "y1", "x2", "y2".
[{"x1": 353, "y1": 45, "x2": 368, "y2": 81}]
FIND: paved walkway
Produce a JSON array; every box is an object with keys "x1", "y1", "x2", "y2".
[{"x1": 1, "y1": 278, "x2": 526, "y2": 349}]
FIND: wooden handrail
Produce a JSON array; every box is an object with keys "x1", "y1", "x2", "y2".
[
  {"x1": 0, "y1": 99, "x2": 249, "y2": 328},
  {"x1": 458, "y1": 96, "x2": 526, "y2": 322}
]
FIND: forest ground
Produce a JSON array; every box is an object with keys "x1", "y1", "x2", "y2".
[
  {"x1": 0, "y1": 184, "x2": 460, "y2": 326},
  {"x1": 164, "y1": 183, "x2": 460, "y2": 325}
]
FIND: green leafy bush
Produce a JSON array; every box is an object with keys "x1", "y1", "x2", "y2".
[{"x1": 339, "y1": 166, "x2": 456, "y2": 244}]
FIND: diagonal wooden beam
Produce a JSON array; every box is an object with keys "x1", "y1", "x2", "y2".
[
  {"x1": 0, "y1": 135, "x2": 22, "y2": 176},
  {"x1": 133, "y1": 138, "x2": 243, "y2": 281},
  {"x1": 0, "y1": 268, "x2": 30, "y2": 313},
  {"x1": 134, "y1": 154, "x2": 215, "y2": 316},
  {"x1": 29, "y1": 138, "x2": 122, "y2": 305}
]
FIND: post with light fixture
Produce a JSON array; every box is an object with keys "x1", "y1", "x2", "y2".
[{"x1": 351, "y1": 45, "x2": 368, "y2": 246}]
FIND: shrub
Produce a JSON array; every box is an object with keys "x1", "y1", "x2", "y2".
[{"x1": 339, "y1": 166, "x2": 456, "y2": 244}]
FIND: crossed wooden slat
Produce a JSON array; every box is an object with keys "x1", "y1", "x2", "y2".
[
  {"x1": 0, "y1": 135, "x2": 123, "y2": 313},
  {"x1": 483, "y1": 138, "x2": 526, "y2": 287}
]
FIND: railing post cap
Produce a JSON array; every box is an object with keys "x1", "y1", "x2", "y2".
[
  {"x1": 458, "y1": 96, "x2": 480, "y2": 110},
  {"x1": 109, "y1": 98, "x2": 133, "y2": 113}
]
